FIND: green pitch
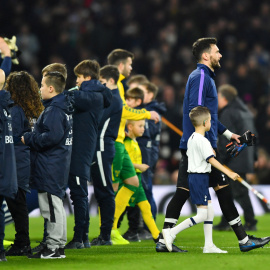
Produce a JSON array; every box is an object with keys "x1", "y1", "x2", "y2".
[{"x1": 2, "y1": 214, "x2": 270, "y2": 269}]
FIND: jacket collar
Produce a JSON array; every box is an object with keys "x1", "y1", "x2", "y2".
[{"x1": 197, "y1": 63, "x2": 216, "y2": 78}]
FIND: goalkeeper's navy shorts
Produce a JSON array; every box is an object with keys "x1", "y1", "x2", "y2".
[{"x1": 177, "y1": 149, "x2": 229, "y2": 189}]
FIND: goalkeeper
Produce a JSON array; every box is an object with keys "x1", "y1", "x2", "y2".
[{"x1": 214, "y1": 84, "x2": 258, "y2": 231}]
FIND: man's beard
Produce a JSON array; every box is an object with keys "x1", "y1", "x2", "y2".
[{"x1": 210, "y1": 57, "x2": 221, "y2": 70}]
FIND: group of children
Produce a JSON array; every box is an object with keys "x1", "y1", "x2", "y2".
[
  {"x1": 1, "y1": 36, "x2": 265, "y2": 263},
  {"x1": 0, "y1": 41, "x2": 166, "y2": 261}
]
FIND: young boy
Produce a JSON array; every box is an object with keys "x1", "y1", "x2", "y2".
[
  {"x1": 138, "y1": 81, "x2": 166, "y2": 239},
  {"x1": 22, "y1": 71, "x2": 73, "y2": 259},
  {"x1": 162, "y1": 106, "x2": 239, "y2": 253},
  {"x1": 118, "y1": 119, "x2": 160, "y2": 242},
  {"x1": 90, "y1": 65, "x2": 122, "y2": 246},
  {"x1": 66, "y1": 60, "x2": 112, "y2": 249},
  {"x1": 30, "y1": 63, "x2": 68, "y2": 254},
  {"x1": 120, "y1": 87, "x2": 153, "y2": 241}
]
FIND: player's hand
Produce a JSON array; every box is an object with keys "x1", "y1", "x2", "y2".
[
  {"x1": 21, "y1": 136, "x2": 25, "y2": 144},
  {"x1": 0, "y1": 37, "x2": 11, "y2": 57},
  {"x1": 138, "y1": 164, "x2": 149, "y2": 172},
  {"x1": 228, "y1": 172, "x2": 240, "y2": 181},
  {"x1": 239, "y1": 130, "x2": 257, "y2": 146},
  {"x1": 226, "y1": 141, "x2": 247, "y2": 158},
  {"x1": 231, "y1": 133, "x2": 240, "y2": 143},
  {"x1": 3, "y1": 36, "x2": 20, "y2": 64},
  {"x1": 150, "y1": 111, "x2": 160, "y2": 123}
]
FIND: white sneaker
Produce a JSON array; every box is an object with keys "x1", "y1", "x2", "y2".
[
  {"x1": 162, "y1": 229, "x2": 176, "y2": 252},
  {"x1": 203, "y1": 244, "x2": 228, "y2": 253}
]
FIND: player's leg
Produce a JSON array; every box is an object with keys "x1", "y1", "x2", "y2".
[
  {"x1": 66, "y1": 174, "x2": 88, "y2": 249},
  {"x1": 211, "y1": 161, "x2": 270, "y2": 252},
  {"x1": 29, "y1": 192, "x2": 62, "y2": 259},
  {"x1": 231, "y1": 174, "x2": 257, "y2": 230},
  {"x1": 163, "y1": 173, "x2": 209, "y2": 252},
  {"x1": 156, "y1": 150, "x2": 190, "y2": 252},
  {"x1": 5, "y1": 188, "x2": 31, "y2": 256},
  {"x1": 0, "y1": 196, "x2": 7, "y2": 262},
  {"x1": 91, "y1": 150, "x2": 115, "y2": 245},
  {"x1": 203, "y1": 201, "x2": 227, "y2": 253},
  {"x1": 135, "y1": 176, "x2": 160, "y2": 241}
]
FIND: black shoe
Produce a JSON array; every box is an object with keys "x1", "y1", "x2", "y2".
[
  {"x1": 239, "y1": 235, "x2": 270, "y2": 252},
  {"x1": 58, "y1": 248, "x2": 66, "y2": 258},
  {"x1": 32, "y1": 241, "x2": 46, "y2": 253},
  {"x1": 28, "y1": 246, "x2": 61, "y2": 259},
  {"x1": 123, "y1": 231, "x2": 141, "y2": 242},
  {"x1": 153, "y1": 233, "x2": 162, "y2": 243},
  {"x1": 138, "y1": 229, "x2": 153, "y2": 240},
  {"x1": 65, "y1": 240, "x2": 84, "y2": 249},
  {"x1": 5, "y1": 244, "x2": 32, "y2": 256},
  {"x1": 91, "y1": 236, "x2": 112, "y2": 246},
  {"x1": 83, "y1": 240, "x2": 91, "y2": 248},
  {"x1": 243, "y1": 222, "x2": 257, "y2": 231},
  {"x1": 156, "y1": 242, "x2": 188, "y2": 253},
  {"x1": 0, "y1": 250, "x2": 7, "y2": 262},
  {"x1": 213, "y1": 223, "x2": 231, "y2": 231}
]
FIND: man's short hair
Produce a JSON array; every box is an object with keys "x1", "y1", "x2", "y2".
[
  {"x1": 44, "y1": 71, "x2": 66, "y2": 93},
  {"x1": 125, "y1": 87, "x2": 144, "y2": 102},
  {"x1": 42, "y1": 63, "x2": 67, "y2": 80},
  {"x1": 107, "y1": 49, "x2": 134, "y2": 66},
  {"x1": 126, "y1": 74, "x2": 148, "y2": 87},
  {"x1": 74, "y1": 60, "x2": 100, "y2": 79},
  {"x1": 218, "y1": 84, "x2": 238, "y2": 103},
  {"x1": 100, "y1": 65, "x2": 120, "y2": 84},
  {"x1": 192, "y1": 37, "x2": 217, "y2": 62},
  {"x1": 189, "y1": 106, "x2": 211, "y2": 127},
  {"x1": 141, "y1": 81, "x2": 159, "y2": 100}
]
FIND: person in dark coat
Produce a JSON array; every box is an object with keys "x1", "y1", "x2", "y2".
[
  {"x1": 5, "y1": 71, "x2": 44, "y2": 257},
  {"x1": 65, "y1": 60, "x2": 112, "y2": 249},
  {"x1": 23, "y1": 71, "x2": 73, "y2": 259},
  {"x1": 214, "y1": 84, "x2": 258, "y2": 231},
  {"x1": 90, "y1": 65, "x2": 122, "y2": 246},
  {"x1": 0, "y1": 37, "x2": 17, "y2": 262}
]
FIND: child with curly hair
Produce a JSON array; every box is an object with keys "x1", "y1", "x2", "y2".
[{"x1": 5, "y1": 71, "x2": 44, "y2": 257}]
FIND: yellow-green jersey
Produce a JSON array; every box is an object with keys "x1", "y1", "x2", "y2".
[
  {"x1": 124, "y1": 137, "x2": 142, "y2": 173},
  {"x1": 116, "y1": 74, "x2": 151, "y2": 144}
]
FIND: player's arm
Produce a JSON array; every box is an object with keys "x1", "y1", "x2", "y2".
[
  {"x1": 0, "y1": 69, "x2": 5, "y2": 89},
  {"x1": 208, "y1": 157, "x2": 240, "y2": 181},
  {"x1": 133, "y1": 163, "x2": 149, "y2": 172},
  {"x1": 122, "y1": 104, "x2": 159, "y2": 123},
  {"x1": 0, "y1": 37, "x2": 12, "y2": 79}
]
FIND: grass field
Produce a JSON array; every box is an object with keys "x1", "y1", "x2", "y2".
[{"x1": 2, "y1": 214, "x2": 270, "y2": 269}]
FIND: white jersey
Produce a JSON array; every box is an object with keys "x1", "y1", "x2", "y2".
[{"x1": 187, "y1": 132, "x2": 215, "y2": 173}]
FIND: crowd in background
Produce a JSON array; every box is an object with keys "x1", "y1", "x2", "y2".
[{"x1": 1, "y1": 0, "x2": 270, "y2": 184}]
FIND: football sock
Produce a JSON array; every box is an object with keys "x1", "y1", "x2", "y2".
[
  {"x1": 216, "y1": 186, "x2": 247, "y2": 241},
  {"x1": 171, "y1": 208, "x2": 208, "y2": 235},
  {"x1": 204, "y1": 202, "x2": 214, "y2": 248},
  {"x1": 112, "y1": 186, "x2": 135, "y2": 230},
  {"x1": 163, "y1": 188, "x2": 190, "y2": 229},
  {"x1": 138, "y1": 200, "x2": 160, "y2": 239}
]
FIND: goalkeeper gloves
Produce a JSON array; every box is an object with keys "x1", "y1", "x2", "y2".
[
  {"x1": 1, "y1": 36, "x2": 21, "y2": 65},
  {"x1": 226, "y1": 130, "x2": 257, "y2": 158},
  {"x1": 226, "y1": 141, "x2": 247, "y2": 158}
]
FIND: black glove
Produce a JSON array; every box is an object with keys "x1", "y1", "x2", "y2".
[
  {"x1": 239, "y1": 130, "x2": 256, "y2": 146},
  {"x1": 226, "y1": 141, "x2": 247, "y2": 158}
]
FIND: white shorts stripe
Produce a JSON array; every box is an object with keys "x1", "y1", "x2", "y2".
[{"x1": 97, "y1": 151, "x2": 107, "y2": 187}]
